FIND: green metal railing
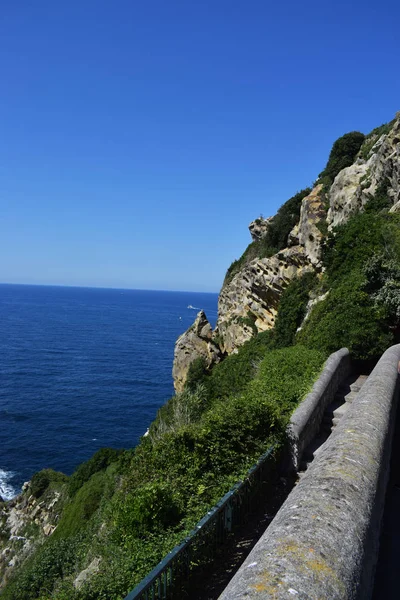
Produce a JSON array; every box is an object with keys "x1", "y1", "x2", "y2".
[{"x1": 124, "y1": 445, "x2": 276, "y2": 600}]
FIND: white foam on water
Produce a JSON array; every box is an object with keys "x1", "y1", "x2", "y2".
[{"x1": 0, "y1": 468, "x2": 19, "y2": 500}]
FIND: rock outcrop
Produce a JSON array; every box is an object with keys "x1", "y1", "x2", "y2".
[
  {"x1": 217, "y1": 246, "x2": 313, "y2": 354},
  {"x1": 328, "y1": 112, "x2": 400, "y2": 228},
  {"x1": 248, "y1": 216, "x2": 273, "y2": 241},
  {"x1": 0, "y1": 483, "x2": 61, "y2": 588},
  {"x1": 288, "y1": 184, "x2": 326, "y2": 266},
  {"x1": 172, "y1": 310, "x2": 221, "y2": 392},
  {"x1": 172, "y1": 111, "x2": 400, "y2": 387}
]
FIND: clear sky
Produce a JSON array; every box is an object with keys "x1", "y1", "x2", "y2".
[{"x1": 1, "y1": 1, "x2": 399, "y2": 292}]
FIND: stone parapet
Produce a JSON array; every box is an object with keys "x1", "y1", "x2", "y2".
[
  {"x1": 218, "y1": 344, "x2": 400, "y2": 600},
  {"x1": 286, "y1": 347, "x2": 351, "y2": 473}
]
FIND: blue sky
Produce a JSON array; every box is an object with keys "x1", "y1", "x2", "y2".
[{"x1": 1, "y1": 1, "x2": 399, "y2": 292}]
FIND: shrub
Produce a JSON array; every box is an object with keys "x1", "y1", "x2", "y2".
[
  {"x1": 112, "y1": 481, "x2": 183, "y2": 543},
  {"x1": 265, "y1": 188, "x2": 311, "y2": 251},
  {"x1": 297, "y1": 270, "x2": 393, "y2": 360},
  {"x1": 322, "y1": 212, "x2": 391, "y2": 282},
  {"x1": 1, "y1": 536, "x2": 82, "y2": 600},
  {"x1": 185, "y1": 356, "x2": 208, "y2": 392},
  {"x1": 274, "y1": 272, "x2": 318, "y2": 348},
  {"x1": 364, "y1": 178, "x2": 392, "y2": 213},
  {"x1": 56, "y1": 471, "x2": 111, "y2": 538},
  {"x1": 205, "y1": 330, "x2": 275, "y2": 401},
  {"x1": 319, "y1": 131, "x2": 365, "y2": 185},
  {"x1": 30, "y1": 469, "x2": 68, "y2": 499},
  {"x1": 68, "y1": 447, "x2": 123, "y2": 496}
]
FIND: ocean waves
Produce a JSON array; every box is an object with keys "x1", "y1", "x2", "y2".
[{"x1": 0, "y1": 468, "x2": 19, "y2": 500}]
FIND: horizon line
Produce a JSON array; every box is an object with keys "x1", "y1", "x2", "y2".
[{"x1": 0, "y1": 281, "x2": 220, "y2": 295}]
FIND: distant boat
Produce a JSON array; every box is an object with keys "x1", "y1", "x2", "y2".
[{"x1": 187, "y1": 304, "x2": 198, "y2": 309}]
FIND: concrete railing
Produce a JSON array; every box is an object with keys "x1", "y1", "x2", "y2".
[
  {"x1": 218, "y1": 344, "x2": 400, "y2": 600},
  {"x1": 286, "y1": 347, "x2": 351, "y2": 473}
]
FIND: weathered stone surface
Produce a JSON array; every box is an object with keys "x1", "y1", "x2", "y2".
[
  {"x1": 172, "y1": 310, "x2": 221, "y2": 392},
  {"x1": 74, "y1": 557, "x2": 101, "y2": 589},
  {"x1": 217, "y1": 246, "x2": 313, "y2": 354},
  {"x1": 328, "y1": 112, "x2": 400, "y2": 228},
  {"x1": 248, "y1": 216, "x2": 274, "y2": 241},
  {"x1": 218, "y1": 344, "x2": 400, "y2": 600},
  {"x1": 0, "y1": 487, "x2": 61, "y2": 588},
  {"x1": 286, "y1": 348, "x2": 351, "y2": 473},
  {"x1": 299, "y1": 290, "x2": 329, "y2": 331},
  {"x1": 289, "y1": 184, "x2": 326, "y2": 266},
  {"x1": 327, "y1": 160, "x2": 370, "y2": 228}
]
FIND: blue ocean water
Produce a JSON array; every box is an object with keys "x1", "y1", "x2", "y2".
[{"x1": 0, "y1": 284, "x2": 218, "y2": 499}]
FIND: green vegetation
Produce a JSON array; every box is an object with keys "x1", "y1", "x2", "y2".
[
  {"x1": 225, "y1": 188, "x2": 311, "y2": 284},
  {"x1": 30, "y1": 469, "x2": 68, "y2": 499},
  {"x1": 273, "y1": 272, "x2": 318, "y2": 348},
  {"x1": 2, "y1": 344, "x2": 324, "y2": 600},
  {"x1": 318, "y1": 131, "x2": 365, "y2": 186},
  {"x1": 298, "y1": 211, "x2": 400, "y2": 360},
  {"x1": 68, "y1": 447, "x2": 123, "y2": 497},
  {"x1": 364, "y1": 178, "x2": 392, "y2": 213},
  {"x1": 4, "y1": 113, "x2": 399, "y2": 600}
]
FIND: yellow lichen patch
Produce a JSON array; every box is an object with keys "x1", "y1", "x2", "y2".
[
  {"x1": 306, "y1": 556, "x2": 335, "y2": 576},
  {"x1": 271, "y1": 538, "x2": 346, "y2": 595},
  {"x1": 250, "y1": 570, "x2": 282, "y2": 596}
]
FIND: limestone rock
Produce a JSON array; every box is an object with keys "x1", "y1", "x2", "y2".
[
  {"x1": 43, "y1": 523, "x2": 56, "y2": 536},
  {"x1": 74, "y1": 557, "x2": 101, "y2": 589},
  {"x1": 217, "y1": 246, "x2": 313, "y2": 354},
  {"x1": 248, "y1": 216, "x2": 273, "y2": 241},
  {"x1": 328, "y1": 112, "x2": 400, "y2": 228},
  {"x1": 327, "y1": 160, "x2": 370, "y2": 228},
  {"x1": 289, "y1": 184, "x2": 326, "y2": 266},
  {"x1": 172, "y1": 311, "x2": 221, "y2": 392}
]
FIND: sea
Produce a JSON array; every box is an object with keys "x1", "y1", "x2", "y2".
[{"x1": 0, "y1": 284, "x2": 218, "y2": 500}]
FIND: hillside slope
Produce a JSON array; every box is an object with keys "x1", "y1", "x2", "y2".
[
  {"x1": 173, "y1": 112, "x2": 400, "y2": 387},
  {"x1": 1, "y1": 111, "x2": 400, "y2": 600}
]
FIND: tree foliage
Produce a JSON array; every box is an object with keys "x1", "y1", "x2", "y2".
[{"x1": 319, "y1": 131, "x2": 365, "y2": 185}]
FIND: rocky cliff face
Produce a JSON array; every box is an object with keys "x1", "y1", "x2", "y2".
[
  {"x1": 216, "y1": 246, "x2": 313, "y2": 353},
  {"x1": 172, "y1": 310, "x2": 221, "y2": 392},
  {"x1": 215, "y1": 184, "x2": 327, "y2": 354},
  {"x1": 173, "y1": 112, "x2": 400, "y2": 390},
  {"x1": 0, "y1": 483, "x2": 61, "y2": 588},
  {"x1": 248, "y1": 216, "x2": 274, "y2": 241},
  {"x1": 328, "y1": 112, "x2": 400, "y2": 227}
]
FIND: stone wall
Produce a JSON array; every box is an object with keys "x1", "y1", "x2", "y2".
[
  {"x1": 286, "y1": 347, "x2": 351, "y2": 473},
  {"x1": 218, "y1": 344, "x2": 400, "y2": 600}
]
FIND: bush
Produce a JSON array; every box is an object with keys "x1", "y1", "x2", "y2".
[
  {"x1": 297, "y1": 270, "x2": 393, "y2": 360},
  {"x1": 319, "y1": 131, "x2": 365, "y2": 185},
  {"x1": 265, "y1": 188, "x2": 311, "y2": 251},
  {"x1": 1, "y1": 536, "x2": 82, "y2": 600},
  {"x1": 274, "y1": 272, "x2": 318, "y2": 348},
  {"x1": 30, "y1": 469, "x2": 68, "y2": 499},
  {"x1": 322, "y1": 212, "x2": 391, "y2": 282},
  {"x1": 56, "y1": 472, "x2": 112, "y2": 539},
  {"x1": 299, "y1": 212, "x2": 400, "y2": 360},
  {"x1": 68, "y1": 447, "x2": 123, "y2": 496},
  {"x1": 205, "y1": 330, "x2": 275, "y2": 401},
  {"x1": 364, "y1": 178, "x2": 392, "y2": 213},
  {"x1": 112, "y1": 481, "x2": 183, "y2": 543}
]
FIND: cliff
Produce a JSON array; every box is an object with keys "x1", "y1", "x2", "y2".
[
  {"x1": 2, "y1": 111, "x2": 400, "y2": 600},
  {"x1": 173, "y1": 111, "x2": 400, "y2": 390}
]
